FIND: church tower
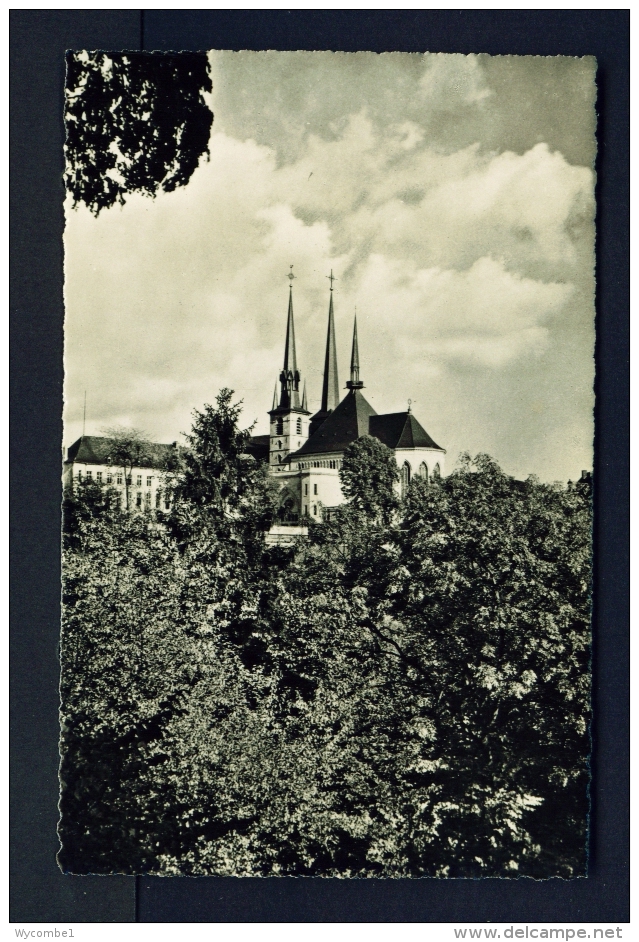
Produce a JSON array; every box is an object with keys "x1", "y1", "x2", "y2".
[
  {"x1": 309, "y1": 271, "x2": 340, "y2": 436},
  {"x1": 268, "y1": 268, "x2": 310, "y2": 470}
]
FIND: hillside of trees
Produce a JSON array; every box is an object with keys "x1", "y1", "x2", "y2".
[{"x1": 59, "y1": 390, "x2": 592, "y2": 878}]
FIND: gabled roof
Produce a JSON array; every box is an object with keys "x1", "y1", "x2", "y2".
[
  {"x1": 369, "y1": 412, "x2": 444, "y2": 452},
  {"x1": 290, "y1": 388, "x2": 378, "y2": 458},
  {"x1": 65, "y1": 435, "x2": 177, "y2": 469},
  {"x1": 288, "y1": 400, "x2": 444, "y2": 461}
]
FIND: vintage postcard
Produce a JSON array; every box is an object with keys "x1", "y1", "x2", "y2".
[{"x1": 60, "y1": 51, "x2": 596, "y2": 877}]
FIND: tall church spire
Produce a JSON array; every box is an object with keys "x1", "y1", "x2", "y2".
[
  {"x1": 346, "y1": 313, "x2": 364, "y2": 389},
  {"x1": 308, "y1": 273, "x2": 342, "y2": 437},
  {"x1": 283, "y1": 282, "x2": 298, "y2": 375},
  {"x1": 268, "y1": 268, "x2": 309, "y2": 473},
  {"x1": 278, "y1": 267, "x2": 301, "y2": 410},
  {"x1": 320, "y1": 274, "x2": 340, "y2": 412}
]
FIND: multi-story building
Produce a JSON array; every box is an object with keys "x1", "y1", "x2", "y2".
[{"x1": 63, "y1": 436, "x2": 177, "y2": 511}]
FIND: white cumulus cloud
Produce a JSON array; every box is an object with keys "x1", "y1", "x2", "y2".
[{"x1": 64, "y1": 53, "x2": 595, "y2": 482}]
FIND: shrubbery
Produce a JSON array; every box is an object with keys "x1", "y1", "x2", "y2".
[{"x1": 59, "y1": 391, "x2": 591, "y2": 877}]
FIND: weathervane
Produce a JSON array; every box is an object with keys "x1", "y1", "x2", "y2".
[
  {"x1": 288, "y1": 264, "x2": 296, "y2": 285},
  {"x1": 407, "y1": 398, "x2": 412, "y2": 413},
  {"x1": 326, "y1": 269, "x2": 337, "y2": 290}
]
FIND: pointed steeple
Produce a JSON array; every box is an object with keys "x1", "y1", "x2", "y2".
[
  {"x1": 301, "y1": 380, "x2": 308, "y2": 411},
  {"x1": 308, "y1": 274, "x2": 342, "y2": 437},
  {"x1": 283, "y1": 284, "x2": 298, "y2": 375},
  {"x1": 272, "y1": 382, "x2": 278, "y2": 410},
  {"x1": 276, "y1": 268, "x2": 302, "y2": 410},
  {"x1": 346, "y1": 313, "x2": 364, "y2": 390},
  {"x1": 320, "y1": 284, "x2": 340, "y2": 412}
]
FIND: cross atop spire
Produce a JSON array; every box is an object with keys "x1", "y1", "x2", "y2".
[
  {"x1": 326, "y1": 269, "x2": 337, "y2": 290},
  {"x1": 288, "y1": 264, "x2": 296, "y2": 285},
  {"x1": 346, "y1": 312, "x2": 364, "y2": 390}
]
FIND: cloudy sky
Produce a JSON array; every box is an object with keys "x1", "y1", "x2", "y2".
[{"x1": 64, "y1": 52, "x2": 596, "y2": 481}]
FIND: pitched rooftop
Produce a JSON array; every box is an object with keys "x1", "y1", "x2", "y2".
[
  {"x1": 290, "y1": 387, "x2": 378, "y2": 458},
  {"x1": 369, "y1": 412, "x2": 444, "y2": 451},
  {"x1": 65, "y1": 436, "x2": 177, "y2": 468}
]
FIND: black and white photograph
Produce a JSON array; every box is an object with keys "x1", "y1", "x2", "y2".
[{"x1": 59, "y1": 50, "x2": 595, "y2": 879}]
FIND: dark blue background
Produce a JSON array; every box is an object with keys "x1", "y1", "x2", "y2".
[{"x1": 10, "y1": 9, "x2": 629, "y2": 923}]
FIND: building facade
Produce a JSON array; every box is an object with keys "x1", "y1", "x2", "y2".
[
  {"x1": 63, "y1": 437, "x2": 176, "y2": 511},
  {"x1": 263, "y1": 279, "x2": 446, "y2": 524}
]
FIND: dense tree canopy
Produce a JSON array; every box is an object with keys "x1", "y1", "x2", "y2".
[
  {"x1": 59, "y1": 395, "x2": 591, "y2": 877},
  {"x1": 64, "y1": 51, "x2": 213, "y2": 215},
  {"x1": 339, "y1": 434, "x2": 399, "y2": 523}
]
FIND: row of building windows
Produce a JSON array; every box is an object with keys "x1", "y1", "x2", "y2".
[
  {"x1": 297, "y1": 459, "x2": 340, "y2": 470},
  {"x1": 77, "y1": 470, "x2": 154, "y2": 487},
  {"x1": 303, "y1": 483, "x2": 319, "y2": 496},
  {"x1": 105, "y1": 491, "x2": 172, "y2": 510},
  {"x1": 116, "y1": 491, "x2": 172, "y2": 510},
  {"x1": 133, "y1": 491, "x2": 171, "y2": 509}
]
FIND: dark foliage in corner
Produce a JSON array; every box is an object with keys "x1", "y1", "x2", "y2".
[{"x1": 64, "y1": 51, "x2": 213, "y2": 215}]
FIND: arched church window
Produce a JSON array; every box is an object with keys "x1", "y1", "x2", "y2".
[
  {"x1": 433, "y1": 463, "x2": 441, "y2": 480},
  {"x1": 277, "y1": 440, "x2": 282, "y2": 449},
  {"x1": 400, "y1": 462, "x2": 411, "y2": 499},
  {"x1": 296, "y1": 417, "x2": 302, "y2": 434},
  {"x1": 419, "y1": 462, "x2": 429, "y2": 483}
]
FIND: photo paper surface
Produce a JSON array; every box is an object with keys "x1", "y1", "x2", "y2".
[{"x1": 60, "y1": 51, "x2": 596, "y2": 877}]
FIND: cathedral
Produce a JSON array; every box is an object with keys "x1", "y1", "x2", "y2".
[
  {"x1": 250, "y1": 275, "x2": 446, "y2": 526},
  {"x1": 64, "y1": 274, "x2": 445, "y2": 527}
]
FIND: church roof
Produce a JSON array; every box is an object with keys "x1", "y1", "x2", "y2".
[
  {"x1": 369, "y1": 412, "x2": 444, "y2": 452},
  {"x1": 65, "y1": 435, "x2": 177, "y2": 468},
  {"x1": 246, "y1": 434, "x2": 270, "y2": 462},
  {"x1": 291, "y1": 388, "x2": 378, "y2": 457},
  {"x1": 288, "y1": 400, "x2": 444, "y2": 461}
]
